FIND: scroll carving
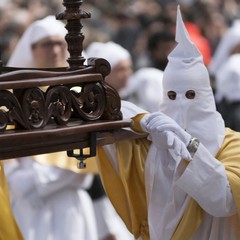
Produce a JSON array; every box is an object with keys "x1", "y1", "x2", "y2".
[
  {"x1": 46, "y1": 86, "x2": 72, "y2": 125},
  {"x1": 101, "y1": 82, "x2": 123, "y2": 121},
  {"x1": 0, "y1": 90, "x2": 30, "y2": 130},
  {"x1": 0, "y1": 77, "x2": 123, "y2": 132},
  {"x1": 71, "y1": 82, "x2": 105, "y2": 121}
]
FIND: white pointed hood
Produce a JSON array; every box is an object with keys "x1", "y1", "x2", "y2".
[{"x1": 159, "y1": 5, "x2": 225, "y2": 156}]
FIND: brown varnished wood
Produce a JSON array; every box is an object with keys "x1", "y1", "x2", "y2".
[
  {"x1": 0, "y1": 1, "x2": 145, "y2": 162},
  {"x1": 0, "y1": 120, "x2": 146, "y2": 159}
]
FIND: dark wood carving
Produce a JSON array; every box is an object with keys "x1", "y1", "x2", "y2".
[
  {"x1": 0, "y1": 1, "x2": 146, "y2": 164},
  {"x1": 0, "y1": 58, "x2": 122, "y2": 131}
]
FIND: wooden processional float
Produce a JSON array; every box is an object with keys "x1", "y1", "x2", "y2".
[{"x1": 0, "y1": 0, "x2": 146, "y2": 168}]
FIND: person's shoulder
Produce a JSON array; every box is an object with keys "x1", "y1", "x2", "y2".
[
  {"x1": 224, "y1": 127, "x2": 240, "y2": 138},
  {"x1": 216, "y1": 128, "x2": 240, "y2": 159},
  {"x1": 223, "y1": 128, "x2": 240, "y2": 148},
  {"x1": 225, "y1": 127, "x2": 240, "y2": 134}
]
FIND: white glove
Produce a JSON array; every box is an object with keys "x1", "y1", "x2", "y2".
[
  {"x1": 149, "y1": 130, "x2": 192, "y2": 160},
  {"x1": 142, "y1": 112, "x2": 192, "y2": 161}
]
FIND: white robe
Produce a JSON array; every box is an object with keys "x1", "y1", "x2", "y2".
[
  {"x1": 145, "y1": 143, "x2": 236, "y2": 240},
  {"x1": 5, "y1": 157, "x2": 98, "y2": 240},
  {"x1": 103, "y1": 140, "x2": 237, "y2": 240}
]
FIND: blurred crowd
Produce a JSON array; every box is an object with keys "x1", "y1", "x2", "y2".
[
  {"x1": 1, "y1": 1, "x2": 240, "y2": 240},
  {"x1": 1, "y1": 0, "x2": 240, "y2": 66}
]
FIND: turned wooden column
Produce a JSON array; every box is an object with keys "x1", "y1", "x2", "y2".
[{"x1": 56, "y1": 0, "x2": 91, "y2": 70}]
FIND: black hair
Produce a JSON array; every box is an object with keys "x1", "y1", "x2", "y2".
[{"x1": 147, "y1": 29, "x2": 175, "y2": 51}]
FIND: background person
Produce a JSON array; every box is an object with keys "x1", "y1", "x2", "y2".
[
  {"x1": 214, "y1": 53, "x2": 240, "y2": 131},
  {"x1": 86, "y1": 41, "x2": 135, "y2": 240},
  {"x1": 121, "y1": 67, "x2": 164, "y2": 113},
  {"x1": 5, "y1": 15, "x2": 98, "y2": 240},
  {"x1": 86, "y1": 41, "x2": 133, "y2": 95}
]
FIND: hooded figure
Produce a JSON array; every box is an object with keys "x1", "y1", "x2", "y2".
[
  {"x1": 95, "y1": 5, "x2": 240, "y2": 240},
  {"x1": 121, "y1": 67, "x2": 163, "y2": 113},
  {"x1": 5, "y1": 16, "x2": 99, "y2": 240}
]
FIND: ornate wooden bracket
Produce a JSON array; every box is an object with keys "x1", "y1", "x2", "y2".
[{"x1": 67, "y1": 132, "x2": 96, "y2": 168}]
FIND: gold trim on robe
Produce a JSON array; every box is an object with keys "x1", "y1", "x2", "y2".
[{"x1": 96, "y1": 138, "x2": 151, "y2": 240}]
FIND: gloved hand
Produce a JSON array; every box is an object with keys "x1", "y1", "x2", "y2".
[
  {"x1": 149, "y1": 130, "x2": 192, "y2": 160},
  {"x1": 141, "y1": 112, "x2": 192, "y2": 161}
]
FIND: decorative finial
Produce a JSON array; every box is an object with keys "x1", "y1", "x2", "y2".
[{"x1": 56, "y1": 0, "x2": 91, "y2": 70}]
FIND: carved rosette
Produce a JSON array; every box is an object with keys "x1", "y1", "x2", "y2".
[{"x1": 71, "y1": 82, "x2": 105, "y2": 121}]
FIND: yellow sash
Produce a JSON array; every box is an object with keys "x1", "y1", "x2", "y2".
[
  {"x1": 0, "y1": 162, "x2": 23, "y2": 240},
  {"x1": 96, "y1": 138, "x2": 151, "y2": 240}
]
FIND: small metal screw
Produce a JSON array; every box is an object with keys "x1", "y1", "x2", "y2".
[{"x1": 78, "y1": 160, "x2": 86, "y2": 169}]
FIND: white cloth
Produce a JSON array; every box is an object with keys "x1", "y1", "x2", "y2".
[
  {"x1": 209, "y1": 20, "x2": 240, "y2": 76},
  {"x1": 7, "y1": 15, "x2": 67, "y2": 67},
  {"x1": 93, "y1": 196, "x2": 134, "y2": 240},
  {"x1": 85, "y1": 41, "x2": 131, "y2": 69},
  {"x1": 121, "y1": 100, "x2": 148, "y2": 119},
  {"x1": 121, "y1": 67, "x2": 163, "y2": 113},
  {"x1": 5, "y1": 157, "x2": 98, "y2": 240},
  {"x1": 215, "y1": 53, "x2": 240, "y2": 103}
]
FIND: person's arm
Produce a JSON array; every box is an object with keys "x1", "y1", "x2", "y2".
[
  {"x1": 32, "y1": 162, "x2": 93, "y2": 198},
  {"x1": 5, "y1": 158, "x2": 36, "y2": 199},
  {"x1": 176, "y1": 143, "x2": 237, "y2": 217},
  {"x1": 141, "y1": 112, "x2": 237, "y2": 217},
  {"x1": 6, "y1": 158, "x2": 93, "y2": 201}
]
